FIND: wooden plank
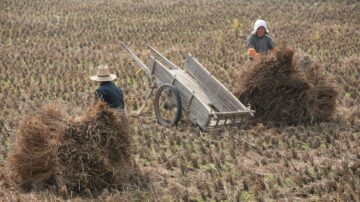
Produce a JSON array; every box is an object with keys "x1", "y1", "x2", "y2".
[
  {"x1": 149, "y1": 46, "x2": 179, "y2": 70},
  {"x1": 208, "y1": 116, "x2": 245, "y2": 128},
  {"x1": 186, "y1": 56, "x2": 241, "y2": 111},
  {"x1": 212, "y1": 111, "x2": 253, "y2": 118},
  {"x1": 185, "y1": 54, "x2": 252, "y2": 114},
  {"x1": 187, "y1": 98, "x2": 210, "y2": 129},
  {"x1": 121, "y1": 43, "x2": 151, "y2": 75},
  {"x1": 170, "y1": 69, "x2": 211, "y2": 106},
  {"x1": 186, "y1": 57, "x2": 234, "y2": 111},
  {"x1": 171, "y1": 72, "x2": 213, "y2": 129}
]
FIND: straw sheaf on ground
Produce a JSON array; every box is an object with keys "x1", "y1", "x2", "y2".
[
  {"x1": 5, "y1": 101, "x2": 137, "y2": 197},
  {"x1": 0, "y1": 0, "x2": 359, "y2": 201},
  {"x1": 236, "y1": 48, "x2": 337, "y2": 125}
]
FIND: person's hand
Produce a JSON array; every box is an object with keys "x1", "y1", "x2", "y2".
[
  {"x1": 271, "y1": 48, "x2": 277, "y2": 54},
  {"x1": 247, "y1": 48, "x2": 257, "y2": 59}
]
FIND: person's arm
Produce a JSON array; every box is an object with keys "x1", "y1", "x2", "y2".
[
  {"x1": 247, "y1": 35, "x2": 258, "y2": 59},
  {"x1": 95, "y1": 89, "x2": 103, "y2": 102},
  {"x1": 119, "y1": 88, "x2": 125, "y2": 109},
  {"x1": 268, "y1": 36, "x2": 276, "y2": 53}
]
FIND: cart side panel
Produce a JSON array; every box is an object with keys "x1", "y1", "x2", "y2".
[
  {"x1": 185, "y1": 95, "x2": 210, "y2": 129},
  {"x1": 207, "y1": 111, "x2": 252, "y2": 128},
  {"x1": 185, "y1": 55, "x2": 249, "y2": 112},
  {"x1": 149, "y1": 46, "x2": 179, "y2": 70},
  {"x1": 151, "y1": 59, "x2": 211, "y2": 129}
]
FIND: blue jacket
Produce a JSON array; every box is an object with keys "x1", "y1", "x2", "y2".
[{"x1": 95, "y1": 81, "x2": 124, "y2": 109}]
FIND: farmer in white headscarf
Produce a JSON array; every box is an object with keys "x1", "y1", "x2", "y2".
[{"x1": 247, "y1": 19, "x2": 275, "y2": 60}]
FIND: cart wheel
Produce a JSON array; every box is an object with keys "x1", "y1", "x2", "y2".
[{"x1": 154, "y1": 84, "x2": 182, "y2": 127}]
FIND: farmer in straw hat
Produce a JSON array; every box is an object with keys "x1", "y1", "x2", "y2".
[
  {"x1": 247, "y1": 19, "x2": 275, "y2": 60},
  {"x1": 90, "y1": 65, "x2": 125, "y2": 109}
]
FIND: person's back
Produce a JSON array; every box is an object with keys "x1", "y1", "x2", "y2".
[
  {"x1": 90, "y1": 65, "x2": 125, "y2": 110},
  {"x1": 247, "y1": 19, "x2": 275, "y2": 60},
  {"x1": 95, "y1": 81, "x2": 124, "y2": 109}
]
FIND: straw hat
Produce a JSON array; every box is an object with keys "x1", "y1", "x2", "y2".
[{"x1": 90, "y1": 65, "x2": 117, "y2": 82}]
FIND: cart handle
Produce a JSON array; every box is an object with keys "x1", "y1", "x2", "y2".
[{"x1": 121, "y1": 42, "x2": 151, "y2": 76}]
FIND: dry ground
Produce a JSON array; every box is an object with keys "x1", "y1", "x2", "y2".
[{"x1": 0, "y1": 0, "x2": 359, "y2": 201}]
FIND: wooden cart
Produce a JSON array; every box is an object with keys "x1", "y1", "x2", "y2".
[{"x1": 122, "y1": 43, "x2": 254, "y2": 130}]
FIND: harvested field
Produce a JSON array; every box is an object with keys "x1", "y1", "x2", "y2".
[{"x1": 0, "y1": 0, "x2": 359, "y2": 201}]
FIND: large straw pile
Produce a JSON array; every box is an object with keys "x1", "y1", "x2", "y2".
[
  {"x1": 6, "y1": 104, "x2": 67, "y2": 189},
  {"x1": 236, "y1": 48, "x2": 337, "y2": 125},
  {"x1": 6, "y1": 101, "x2": 135, "y2": 196}
]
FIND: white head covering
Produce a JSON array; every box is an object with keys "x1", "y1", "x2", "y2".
[
  {"x1": 90, "y1": 65, "x2": 117, "y2": 82},
  {"x1": 251, "y1": 19, "x2": 269, "y2": 35}
]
